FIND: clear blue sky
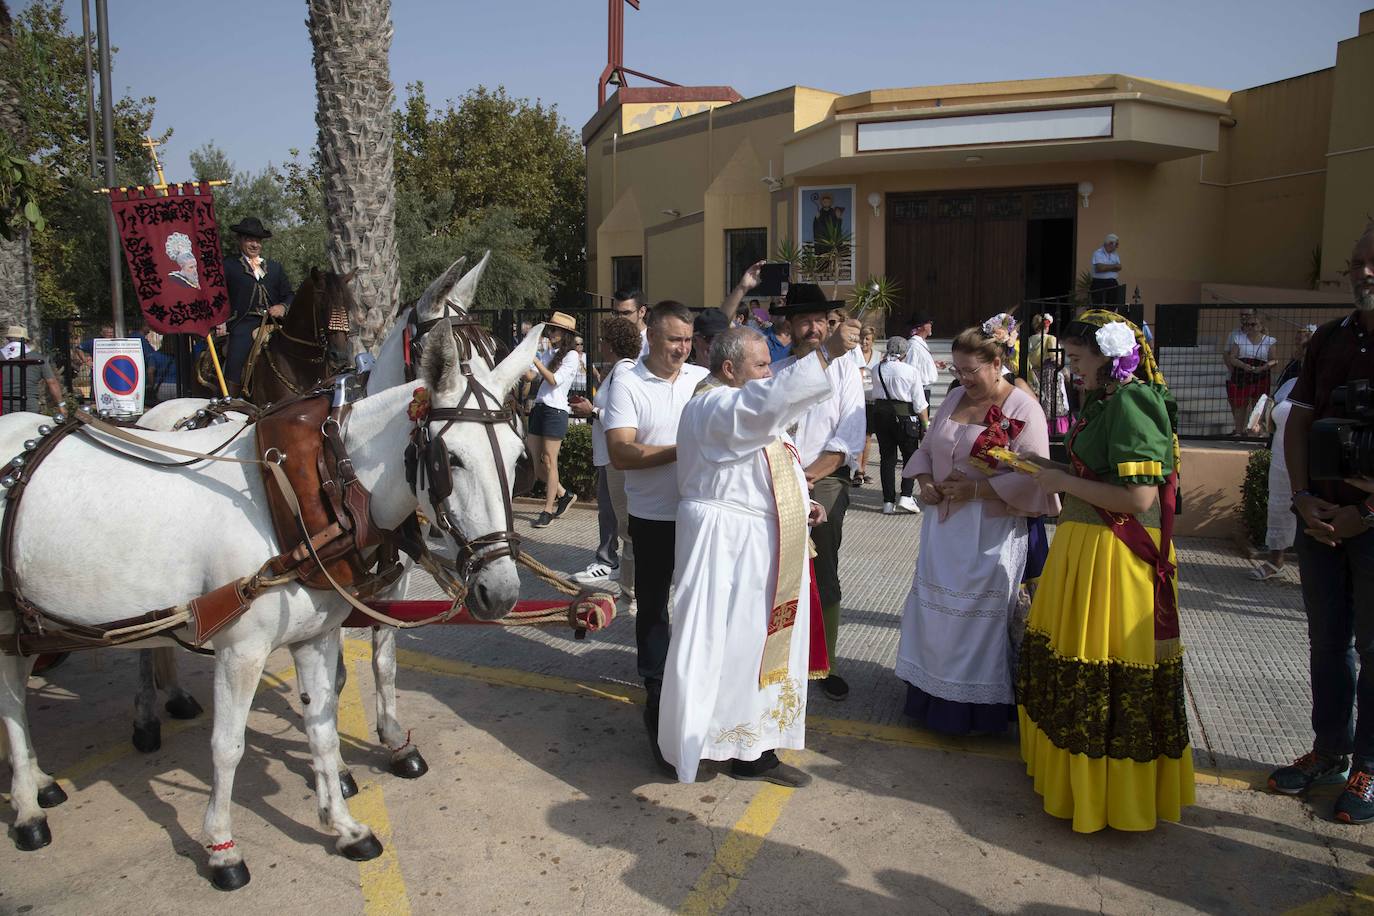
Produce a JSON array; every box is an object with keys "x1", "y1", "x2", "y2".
[{"x1": 44, "y1": 0, "x2": 1372, "y2": 180}]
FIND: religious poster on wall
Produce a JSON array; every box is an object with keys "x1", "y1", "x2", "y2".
[
  {"x1": 109, "y1": 183, "x2": 230, "y2": 337},
  {"x1": 797, "y1": 184, "x2": 855, "y2": 285}
]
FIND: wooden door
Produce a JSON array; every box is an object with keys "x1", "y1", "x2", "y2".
[
  {"x1": 976, "y1": 191, "x2": 1028, "y2": 319},
  {"x1": 927, "y1": 194, "x2": 978, "y2": 332}
]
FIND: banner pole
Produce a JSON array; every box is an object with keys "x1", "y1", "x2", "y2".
[{"x1": 204, "y1": 335, "x2": 228, "y2": 397}]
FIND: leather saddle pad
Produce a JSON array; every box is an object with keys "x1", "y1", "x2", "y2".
[{"x1": 254, "y1": 394, "x2": 364, "y2": 589}]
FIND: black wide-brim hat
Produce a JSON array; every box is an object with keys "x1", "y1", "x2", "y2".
[
  {"x1": 770, "y1": 281, "x2": 845, "y2": 317},
  {"x1": 230, "y1": 216, "x2": 272, "y2": 239}
]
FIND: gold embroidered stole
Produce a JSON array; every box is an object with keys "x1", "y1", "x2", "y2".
[{"x1": 760, "y1": 437, "x2": 807, "y2": 687}]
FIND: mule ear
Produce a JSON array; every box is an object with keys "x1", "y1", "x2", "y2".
[
  {"x1": 311, "y1": 266, "x2": 322, "y2": 285},
  {"x1": 446, "y1": 249, "x2": 491, "y2": 312},
  {"x1": 415, "y1": 256, "x2": 468, "y2": 320},
  {"x1": 489, "y1": 322, "x2": 543, "y2": 397},
  {"x1": 341, "y1": 269, "x2": 358, "y2": 284},
  {"x1": 419, "y1": 316, "x2": 462, "y2": 394}
]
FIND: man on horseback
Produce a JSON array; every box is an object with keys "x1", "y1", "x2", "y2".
[{"x1": 222, "y1": 216, "x2": 293, "y2": 396}]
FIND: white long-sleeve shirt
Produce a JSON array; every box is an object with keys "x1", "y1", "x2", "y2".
[
  {"x1": 771, "y1": 346, "x2": 866, "y2": 470},
  {"x1": 904, "y1": 334, "x2": 939, "y2": 389}
]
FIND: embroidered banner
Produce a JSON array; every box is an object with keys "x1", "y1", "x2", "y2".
[{"x1": 110, "y1": 183, "x2": 229, "y2": 337}]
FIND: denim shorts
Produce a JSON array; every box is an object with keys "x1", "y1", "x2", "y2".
[{"x1": 527, "y1": 403, "x2": 569, "y2": 439}]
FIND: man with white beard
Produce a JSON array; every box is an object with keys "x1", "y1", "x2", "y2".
[{"x1": 658, "y1": 327, "x2": 833, "y2": 786}]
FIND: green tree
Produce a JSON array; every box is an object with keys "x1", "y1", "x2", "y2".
[
  {"x1": 189, "y1": 142, "x2": 326, "y2": 293},
  {"x1": 0, "y1": 0, "x2": 161, "y2": 321},
  {"x1": 394, "y1": 82, "x2": 584, "y2": 308}
]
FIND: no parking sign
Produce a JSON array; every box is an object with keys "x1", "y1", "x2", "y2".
[{"x1": 92, "y1": 338, "x2": 145, "y2": 416}]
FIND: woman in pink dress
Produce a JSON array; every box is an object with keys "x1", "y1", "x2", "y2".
[{"x1": 896, "y1": 327, "x2": 1060, "y2": 735}]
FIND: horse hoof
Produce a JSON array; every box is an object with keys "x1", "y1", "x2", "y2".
[
  {"x1": 339, "y1": 771, "x2": 359, "y2": 799},
  {"x1": 132, "y1": 721, "x2": 161, "y2": 753},
  {"x1": 341, "y1": 834, "x2": 383, "y2": 862},
  {"x1": 165, "y1": 694, "x2": 204, "y2": 720},
  {"x1": 389, "y1": 750, "x2": 428, "y2": 780},
  {"x1": 36, "y1": 783, "x2": 68, "y2": 809},
  {"x1": 211, "y1": 861, "x2": 251, "y2": 891},
  {"x1": 14, "y1": 819, "x2": 51, "y2": 851}
]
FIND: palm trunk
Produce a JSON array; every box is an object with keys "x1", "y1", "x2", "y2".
[{"x1": 307, "y1": 0, "x2": 400, "y2": 355}]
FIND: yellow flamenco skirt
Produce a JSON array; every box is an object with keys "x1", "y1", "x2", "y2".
[{"x1": 1016, "y1": 511, "x2": 1195, "y2": 833}]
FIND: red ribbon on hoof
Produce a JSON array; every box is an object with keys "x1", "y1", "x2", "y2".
[{"x1": 206, "y1": 839, "x2": 236, "y2": 852}]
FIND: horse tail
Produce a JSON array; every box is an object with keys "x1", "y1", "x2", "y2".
[{"x1": 152, "y1": 646, "x2": 178, "y2": 691}]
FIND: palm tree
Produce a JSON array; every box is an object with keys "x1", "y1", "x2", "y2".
[
  {"x1": 306, "y1": 0, "x2": 400, "y2": 354},
  {"x1": 0, "y1": 0, "x2": 38, "y2": 339}
]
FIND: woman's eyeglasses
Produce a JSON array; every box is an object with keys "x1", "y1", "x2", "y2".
[{"x1": 949, "y1": 363, "x2": 990, "y2": 379}]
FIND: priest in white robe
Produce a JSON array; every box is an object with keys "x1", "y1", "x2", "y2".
[{"x1": 659, "y1": 328, "x2": 833, "y2": 786}]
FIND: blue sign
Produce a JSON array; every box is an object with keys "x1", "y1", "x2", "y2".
[{"x1": 101, "y1": 354, "x2": 140, "y2": 396}]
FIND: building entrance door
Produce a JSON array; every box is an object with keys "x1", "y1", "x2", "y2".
[{"x1": 885, "y1": 186, "x2": 1076, "y2": 334}]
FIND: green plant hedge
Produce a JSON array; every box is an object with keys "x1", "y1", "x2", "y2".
[
  {"x1": 1242, "y1": 448, "x2": 1271, "y2": 548},
  {"x1": 558, "y1": 423, "x2": 597, "y2": 500}
]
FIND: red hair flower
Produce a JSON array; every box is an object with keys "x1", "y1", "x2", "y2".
[{"x1": 407, "y1": 387, "x2": 431, "y2": 422}]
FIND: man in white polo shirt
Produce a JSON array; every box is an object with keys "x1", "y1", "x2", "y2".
[
  {"x1": 1090, "y1": 233, "x2": 1124, "y2": 305},
  {"x1": 604, "y1": 300, "x2": 709, "y2": 770},
  {"x1": 769, "y1": 283, "x2": 866, "y2": 702}
]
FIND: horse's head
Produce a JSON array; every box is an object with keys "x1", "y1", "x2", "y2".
[
  {"x1": 417, "y1": 318, "x2": 543, "y2": 620},
  {"x1": 414, "y1": 250, "x2": 490, "y2": 323},
  {"x1": 316, "y1": 268, "x2": 356, "y2": 373}
]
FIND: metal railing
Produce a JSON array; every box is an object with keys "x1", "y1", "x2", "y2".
[
  {"x1": 1014, "y1": 299, "x2": 1351, "y2": 441},
  {"x1": 1152, "y1": 303, "x2": 1349, "y2": 440}
]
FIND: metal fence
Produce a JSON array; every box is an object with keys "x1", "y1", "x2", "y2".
[
  {"x1": 1152, "y1": 303, "x2": 1350, "y2": 440},
  {"x1": 1014, "y1": 299, "x2": 1351, "y2": 442}
]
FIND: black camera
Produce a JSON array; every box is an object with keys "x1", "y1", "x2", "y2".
[{"x1": 1309, "y1": 379, "x2": 1374, "y2": 480}]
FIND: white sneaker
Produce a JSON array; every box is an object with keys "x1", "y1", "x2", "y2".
[
  {"x1": 882, "y1": 502, "x2": 896, "y2": 515},
  {"x1": 571, "y1": 562, "x2": 615, "y2": 584},
  {"x1": 897, "y1": 496, "x2": 921, "y2": 514}
]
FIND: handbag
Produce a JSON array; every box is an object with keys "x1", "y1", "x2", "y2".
[{"x1": 877, "y1": 363, "x2": 923, "y2": 439}]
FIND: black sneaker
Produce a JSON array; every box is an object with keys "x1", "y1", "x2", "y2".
[
  {"x1": 553, "y1": 491, "x2": 577, "y2": 518},
  {"x1": 1267, "y1": 751, "x2": 1349, "y2": 795},
  {"x1": 531, "y1": 511, "x2": 553, "y2": 529},
  {"x1": 822, "y1": 674, "x2": 849, "y2": 701},
  {"x1": 1336, "y1": 767, "x2": 1374, "y2": 824}
]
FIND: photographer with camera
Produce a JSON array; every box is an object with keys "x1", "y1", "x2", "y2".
[{"x1": 1268, "y1": 224, "x2": 1374, "y2": 823}]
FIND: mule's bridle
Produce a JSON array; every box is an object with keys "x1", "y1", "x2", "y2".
[{"x1": 403, "y1": 304, "x2": 523, "y2": 584}]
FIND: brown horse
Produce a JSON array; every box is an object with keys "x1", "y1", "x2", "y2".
[{"x1": 198, "y1": 268, "x2": 354, "y2": 405}]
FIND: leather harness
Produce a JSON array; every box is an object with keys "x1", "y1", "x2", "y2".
[{"x1": 0, "y1": 309, "x2": 523, "y2": 656}]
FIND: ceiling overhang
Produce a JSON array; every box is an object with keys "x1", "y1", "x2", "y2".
[{"x1": 782, "y1": 94, "x2": 1226, "y2": 178}]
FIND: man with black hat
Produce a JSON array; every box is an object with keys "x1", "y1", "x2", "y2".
[
  {"x1": 769, "y1": 283, "x2": 866, "y2": 701},
  {"x1": 221, "y1": 216, "x2": 293, "y2": 395}
]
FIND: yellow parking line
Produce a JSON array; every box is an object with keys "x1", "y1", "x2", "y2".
[
  {"x1": 1283, "y1": 873, "x2": 1374, "y2": 915},
  {"x1": 389, "y1": 646, "x2": 1263, "y2": 791},
  {"x1": 678, "y1": 780, "x2": 796, "y2": 915},
  {"x1": 336, "y1": 646, "x2": 411, "y2": 916}
]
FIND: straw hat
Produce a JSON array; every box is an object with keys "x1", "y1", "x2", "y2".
[
  {"x1": 546, "y1": 311, "x2": 577, "y2": 332},
  {"x1": 3, "y1": 325, "x2": 29, "y2": 341}
]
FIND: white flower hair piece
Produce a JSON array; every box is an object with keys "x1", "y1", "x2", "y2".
[
  {"x1": 1095, "y1": 321, "x2": 1136, "y2": 359},
  {"x1": 165, "y1": 232, "x2": 194, "y2": 262}
]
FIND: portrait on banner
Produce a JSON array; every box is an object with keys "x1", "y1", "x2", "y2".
[
  {"x1": 109, "y1": 184, "x2": 230, "y2": 338},
  {"x1": 797, "y1": 184, "x2": 855, "y2": 284}
]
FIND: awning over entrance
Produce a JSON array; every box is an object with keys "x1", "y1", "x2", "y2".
[{"x1": 783, "y1": 79, "x2": 1230, "y2": 178}]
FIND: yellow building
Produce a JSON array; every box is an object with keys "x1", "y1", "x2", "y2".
[{"x1": 583, "y1": 9, "x2": 1373, "y2": 332}]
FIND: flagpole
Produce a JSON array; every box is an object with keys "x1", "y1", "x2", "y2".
[{"x1": 94, "y1": 0, "x2": 123, "y2": 338}]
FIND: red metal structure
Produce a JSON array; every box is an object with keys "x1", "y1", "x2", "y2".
[{"x1": 598, "y1": 0, "x2": 679, "y2": 107}]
